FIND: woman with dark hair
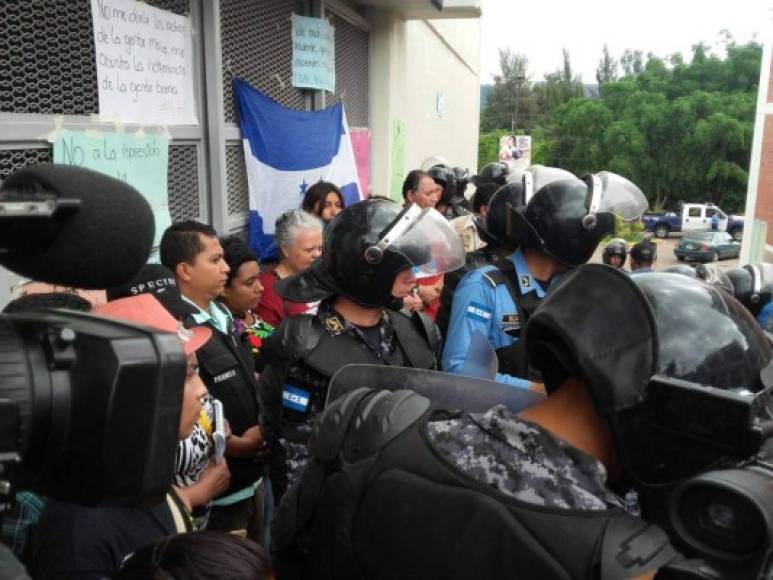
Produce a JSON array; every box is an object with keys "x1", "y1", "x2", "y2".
[
  {"x1": 115, "y1": 531, "x2": 274, "y2": 580},
  {"x1": 219, "y1": 236, "x2": 275, "y2": 372},
  {"x1": 301, "y1": 180, "x2": 345, "y2": 223}
]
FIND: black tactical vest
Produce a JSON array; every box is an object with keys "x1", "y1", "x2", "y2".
[{"x1": 271, "y1": 389, "x2": 679, "y2": 580}]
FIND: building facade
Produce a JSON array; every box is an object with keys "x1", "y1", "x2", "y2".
[{"x1": 0, "y1": 0, "x2": 481, "y2": 304}]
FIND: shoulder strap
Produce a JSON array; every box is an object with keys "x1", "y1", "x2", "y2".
[
  {"x1": 600, "y1": 513, "x2": 680, "y2": 580},
  {"x1": 389, "y1": 311, "x2": 437, "y2": 369},
  {"x1": 491, "y1": 257, "x2": 527, "y2": 314}
]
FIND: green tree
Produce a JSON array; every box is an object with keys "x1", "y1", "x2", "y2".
[
  {"x1": 480, "y1": 49, "x2": 537, "y2": 133},
  {"x1": 596, "y1": 44, "x2": 618, "y2": 86}
]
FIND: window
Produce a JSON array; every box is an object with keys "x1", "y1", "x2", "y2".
[{"x1": 688, "y1": 207, "x2": 702, "y2": 217}]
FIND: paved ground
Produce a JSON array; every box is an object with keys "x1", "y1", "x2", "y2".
[{"x1": 590, "y1": 236, "x2": 740, "y2": 272}]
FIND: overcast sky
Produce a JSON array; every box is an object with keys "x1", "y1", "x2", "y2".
[{"x1": 479, "y1": 0, "x2": 769, "y2": 84}]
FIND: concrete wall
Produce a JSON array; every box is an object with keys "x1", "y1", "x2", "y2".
[{"x1": 368, "y1": 10, "x2": 480, "y2": 200}]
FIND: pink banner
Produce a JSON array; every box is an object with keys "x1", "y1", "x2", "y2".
[{"x1": 350, "y1": 128, "x2": 371, "y2": 198}]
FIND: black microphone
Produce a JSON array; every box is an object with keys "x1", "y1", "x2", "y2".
[{"x1": 0, "y1": 164, "x2": 155, "y2": 289}]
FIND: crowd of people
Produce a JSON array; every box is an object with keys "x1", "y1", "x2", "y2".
[{"x1": 3, "y1": 159, "x2": 773, "y2": 579}]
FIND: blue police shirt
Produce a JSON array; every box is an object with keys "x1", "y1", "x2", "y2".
[
  {"x1": 757, "y1": 301, "x2": 773, "y2": 331},
  {"x1": 441, "y1": 248, "x2": 545, "y2": 389}
]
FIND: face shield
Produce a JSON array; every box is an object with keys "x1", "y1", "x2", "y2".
[
  {"x1": 519, "y1": 165, "x2": 577, "y2": 204},
  {"x1": 585, "y1": 171, "x2": 649, "y2": 223},
  {"x1": 365, "y1": 205, "x2": 465, "y2": 279}
]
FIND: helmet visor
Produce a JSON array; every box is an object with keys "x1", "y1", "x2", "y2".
[
  {"x1": 592, "y1": 171, "x2": 649, "y2": 220},
  {"x1": 375, "y1": 206, "x2": 465, "y2": 278},
  {"x1": 529, "y1": 165, "x2": 576, "y2": 192}
]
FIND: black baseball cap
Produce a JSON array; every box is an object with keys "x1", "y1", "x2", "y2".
[
  {"x1": 630, "y1": 241, "x2": 657, "y2": 263},
  {"x1": 106, "y1": 263, "x2": 195, "y2": 319}
]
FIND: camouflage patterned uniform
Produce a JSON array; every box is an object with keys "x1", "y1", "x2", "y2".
[{"x1": 426, "y1": 404, "x2": 624, "y2": 510}]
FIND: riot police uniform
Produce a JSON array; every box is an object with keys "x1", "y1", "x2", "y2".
[
  {"x1": 435, "y1": 182, "x2": 523, "y2": 338},
  {"x1": 443, "y1": 172, "x2": 647, "y2": 385},
  {"x1": 427, "y1": 165, "x2": 471, "y2": 220},
  {"x1": 271, "y1": 265, "x2": 773, "y2": 580},
  {"x1": 258, "y1": 199, "x2": 464, "y2": 498}
]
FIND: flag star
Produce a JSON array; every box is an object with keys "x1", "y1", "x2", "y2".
[{"x1": 299, "y1": 179, "x2": 309, "y2": 195}]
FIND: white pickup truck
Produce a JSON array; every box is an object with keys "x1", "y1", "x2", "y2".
[{"x1": 642, "y1": 203, "x2": 744, "y2": 241}]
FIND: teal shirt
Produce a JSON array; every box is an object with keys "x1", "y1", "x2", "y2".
[{"x1": 181, "y1": 296, "x2": 232, "y2": 335}]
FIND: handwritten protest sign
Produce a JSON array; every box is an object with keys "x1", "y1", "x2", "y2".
[
  {"x1": 291, "y1": 14, "x2": 335, "y2": 92},
  {"x1": 53, "y1": 131, "x2": 171, "y2": 246},
  {"x1": 90, "y1": 0, "x2": 197, "y2": 124}
]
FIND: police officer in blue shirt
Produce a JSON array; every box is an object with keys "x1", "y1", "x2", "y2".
[{"x1": 442, "y1": 171, "x2": 648, "y2": 388}]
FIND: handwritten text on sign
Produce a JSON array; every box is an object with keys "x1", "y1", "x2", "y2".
[
  {"x1": 90, "y1": 0, "x2": 197, "y2": 125},
  {"x1": 291, "y1": 14, "x2": 335, "y2": 93},
  {"x1": 53, "y1": 131, "x2": 172, "y2": 247}
]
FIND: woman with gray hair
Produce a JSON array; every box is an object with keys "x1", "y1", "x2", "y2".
[{"x1": 256, "y1": 209, "x2": 324, "y2": 326}]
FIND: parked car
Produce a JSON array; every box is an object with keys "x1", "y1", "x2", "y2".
[
  {"x1": 673, "y1": 231, "x2": 741, "y2": 262},
  {"x1": 643, "y1": 203, "x2": 744, "y2": 240}
]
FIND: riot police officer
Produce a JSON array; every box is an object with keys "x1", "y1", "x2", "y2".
[
  {"x1": 726, "y1": 263, "x2": 773, "y2": 329},
  {"x1": 602, "y1": 237, "x2": 628, "y2": 269},
  {"x1": 272, "y1": 267, "x2": 773, "y2": 580},
  {"x1": 442, "y1": 171, "x2": 648, "y2": 388},
  {"x1": 472, "y1": 161, "x2": 510, "y2": 188},
  {"x1": 427, "y1": 164, "x2": 471, "y2": 220},
  {"x1": 257, "y1": 198, "x2": 464, "y2": 498}
]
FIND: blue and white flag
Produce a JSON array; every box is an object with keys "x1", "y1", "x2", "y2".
[{"x1": 234, "y1": 78, "x2": 363, "y2": 259}]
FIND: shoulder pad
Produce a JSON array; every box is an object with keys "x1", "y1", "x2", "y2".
[
  {"x1": 600, "y1": 514, "x2": 680, "y2": 580},
  {"x1": 481, "y1": 268, "x2": 507, "y2": 288},
  {"x1": 308, "y1": 387, "x2": 376, "y2": 463},
  {"x1": 342, "y1": 389, "x2": 430, "y2": 463},
  {"x1": 263, "y1": 314, "x2": 324, "y2": 364}
]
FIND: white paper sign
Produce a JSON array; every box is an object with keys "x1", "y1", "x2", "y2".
[{"x1": 90, "y1": 0, "x2": 197, "y2": 125}]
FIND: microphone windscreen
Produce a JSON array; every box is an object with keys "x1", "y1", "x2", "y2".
[{"x1": 0, "y1": 165, "x2": 155, "y2": 289}]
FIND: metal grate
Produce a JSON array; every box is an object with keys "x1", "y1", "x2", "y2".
[
  {"x1": 168, "y1": 144, "x2": 200, "y2": 221},
  {"x1": 226, "y1": 142, "x2": 250, "y2": 216},
  {"x1": 220, "y1": 0, "x2": 308, "y2": 123},
  {"x1": 0, "y1": 148, "x2": 52, "y2": 182},
  {"x1": 325, "y1": 11, "x2": 369, "y2": 128},
  {"x1": 0, "y1": 0, "x2": 189, "y2": 115}
]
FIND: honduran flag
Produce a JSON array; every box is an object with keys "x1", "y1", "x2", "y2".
[{"x1": 234, "y1": 78, "x2": 363, "y2": 259}]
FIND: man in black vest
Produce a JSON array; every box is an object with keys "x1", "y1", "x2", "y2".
[
  {"x1": 272, "y1": 266, "x2": 773, "y2": 580},
  {"x1": 160, "y1": 220, "x2": 267, "y2": 530},
  {"x1": 257, "y1": 198, "x2": 465, "y2": 500}
]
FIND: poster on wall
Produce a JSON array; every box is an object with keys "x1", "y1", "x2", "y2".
[
  {"x1": 349, "y1": 128, "x2": 371, "y2": 198},
  {"x1": 90, "y1": 0, "x2": 197, "y2": 125},
  {"x1": 291, "y1": 14, "x2": 335, "y2": 93},
  {"x1": 498, "y1": 135, "x2": 531, "y2": 172},
  {"x1": 53, "y1": 130, "x2": 171, "y2": 246}
]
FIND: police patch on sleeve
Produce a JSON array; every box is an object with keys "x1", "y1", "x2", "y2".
[
  {"x1": 466, "y1": 302, "x2": 493, "y2": 323},
  {"x1": 282, "y1": 385, "x2": 311, "y2": 412}
]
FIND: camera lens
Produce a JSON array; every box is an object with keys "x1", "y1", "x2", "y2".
[
  {"x1": 671, "y1": 469, "x2": 771, "y2": 561},
  {"x1": 705, "y1": 501, "x2": 739, "y2": 534}
]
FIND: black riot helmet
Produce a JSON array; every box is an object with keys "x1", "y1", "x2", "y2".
[
  {"x1": 508, "y1": 171, "x2": 648, "y2": 268},
  {"x1": 472, "y1": 162, "x2": 510, "y2": 187},
  {"x1": 275, "y1": 199, "x2": 465, "y2": 308},
  {"x1": 452, "y1": 166, "x2": 471, "y2": 198},
  {"x1": 427, "y1": 165, "x2": 458, "y2": 205},
  {"x1": 475, "y1": 182, "x2": 526, "y2": 247},
  {"x1": 602, "y1": 238, "x2": 628, "y2": 267},
  {"x1": 526, "y1": 266, "x2": 773, "y2": 485},
  {"x1": 725, "y1": 263, "x2": 773, "y2": 317}
]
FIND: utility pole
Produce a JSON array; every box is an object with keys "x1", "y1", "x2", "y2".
[{"x1": 511, "y1": 75, "x2": 526, "y2": 135}]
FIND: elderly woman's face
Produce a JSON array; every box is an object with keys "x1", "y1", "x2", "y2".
[{"x1": 281, "y1": 228, "x2": 323, "y2": 273}]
